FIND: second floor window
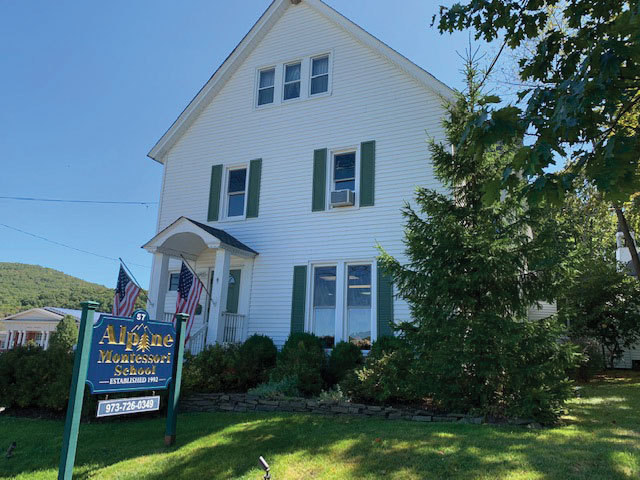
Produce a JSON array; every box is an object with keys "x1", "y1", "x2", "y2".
[
  {"x1": 227, "y1": 168, "x2": 247, "y2": 217},
  {"x1": 333, "y1": 152, "x2": 356, "y2": 192},
  {"x1": 258, "y1": 68, "x2": 275, "y2": 106},
  {"x1": 283, "y1": 62, "x2": 301, "y2": 100}
]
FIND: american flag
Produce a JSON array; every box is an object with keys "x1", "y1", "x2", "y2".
[
  {"x1": 113, "y1": 265, "x2": 141, "y2": 317},
  {"x1": 174, "y1": 261, "x2": 204, "y2": 341}
]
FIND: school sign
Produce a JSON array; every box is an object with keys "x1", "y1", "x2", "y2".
[
  {"x1": 58, "y1": 303, "x2": 188, "y2": 480},
  {"x1": 87, "y1": 310, "x2": 175, "y2": 393}
]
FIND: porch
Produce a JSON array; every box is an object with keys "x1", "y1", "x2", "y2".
[{"x1": 143, "y1": 217, "x2": 258, "y2": 354}]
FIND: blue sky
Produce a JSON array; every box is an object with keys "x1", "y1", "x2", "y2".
[{"x1": 0, "y1": 0, "x2": 491, "y2": 290}]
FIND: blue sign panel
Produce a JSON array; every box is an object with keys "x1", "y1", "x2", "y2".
[
  {"x1": 86, "y1": 310, "x2": 176, "y2": 394},
  {"x1": 96, "y1": 395, "x2": 160, "y2": 418}
]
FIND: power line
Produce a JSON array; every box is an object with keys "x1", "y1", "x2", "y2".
[
  {"x1": 1, "y1": 222, "x2": 151, "y2": 269},
  {"x1": 0, "y1": 196, "x2": 157, "y2": 206}
]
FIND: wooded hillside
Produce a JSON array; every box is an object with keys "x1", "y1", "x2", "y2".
[{"x1": 0, "y1": 263, "x2": 145, "y2": 317}]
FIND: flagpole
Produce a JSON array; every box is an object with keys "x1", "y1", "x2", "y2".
[
  {"x1": 179, "y1": 254, "x2": 213, "y2": 301},
  {"x1": 118, "y1": 257, "x2": 150, "y2": 304}
]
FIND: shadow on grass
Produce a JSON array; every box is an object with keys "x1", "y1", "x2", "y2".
[{"x1": 1, "y1": 372, "x2": 638, "y2": 479}]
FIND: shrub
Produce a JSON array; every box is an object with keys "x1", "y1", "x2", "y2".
[
  {"x1": 570, "y1": 337, "x2": 604, "y2": 382},
  {"x1": 0, "y1": 345, "x2": 74, "y2": 411},
  {"x1": 369, "y1": 335, "x2": 404, "y2": 359},
  {"x1": 248, "y1": 376, "x2": 300, "y2": 399},
  {"x1": 318, "y1": 385, "x2": 346, "y2": 403},
  {"x1": 340, "y1": 341, "x2": 418, "y2": 405},
  {"x1": 181, "y1": 344, "x2": 240, "y2": 394},
  {"x1": 272, "y1": 332, "x2": 326, "y2": 396},
  {"x1": 48, "y1": 315, "x2": 78, "y2": 353},
  {"x1": 327, "y1": 342, "x2": 363, "y2": 385},
  {"x1": 235, "y1": 334, "x2": 277, "y2": 390}
]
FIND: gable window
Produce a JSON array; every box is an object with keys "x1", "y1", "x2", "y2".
[
  {"x1": 283, "y1": 62, "x2": 301, "y2": 100},
  {"x1": 310, "y1": 56, "x2": 329, "y2": 95},
  {"x1": 168, "y1": 273, "x2": 180, "y2": 291},
  {"x1": 333, "y1": 152, "x2": 356, "y2": 192},
  {"x1": 257, "y1": 68, "x2": 275, "y2": 106},
  {"x1": 227, "y1": 167, "x2": 247, "y2": 217},
  {"x1": 312, "y1": 266, "x2": 336, "y2": 348}
]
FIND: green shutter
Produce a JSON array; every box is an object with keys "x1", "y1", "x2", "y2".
[
  {"x1": 360, "y1": 140, "x2": 375, "y2": 207},
  {"x1": 225, "y1": 269, "x2": 241, "y2": 313},
  {"x1": 377, "y1": 264, "x2": 394, "y2": 338},
  {"x1": 246, "y1": 159, "x2": 262, "y2": 218},
  {"x1": 207, "y1": 164, "x2": 223, "y2": 221},
  {"x1": 312, "y1": 148, "x2": 327, "y2": 212},
  {"x1": 290, "y1": 265, "x2": 307, "y2": 334}
]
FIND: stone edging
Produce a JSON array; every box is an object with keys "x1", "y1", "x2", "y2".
[{"x1": 181, "y1": 393, "x2": 542, "y2": 428}]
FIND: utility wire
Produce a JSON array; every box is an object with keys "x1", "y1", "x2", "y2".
[
  {"x1": 1, "y1": 222, "x2": 151, "y2": 269},
  {"x1": 0, "y1": 196, "x2": 157, "y2": 206}
]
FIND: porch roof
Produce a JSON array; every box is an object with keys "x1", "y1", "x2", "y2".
[{"x1": 142, "y1": 216, "x2": 258, "y2": 259}]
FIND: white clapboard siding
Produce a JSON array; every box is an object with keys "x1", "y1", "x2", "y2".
[
  {"x1": 153, "y1": 3, "x2": 448, "y2": 346},
  {"x1": 527, "y1": 302, "x2": 557, "y2": 321}
]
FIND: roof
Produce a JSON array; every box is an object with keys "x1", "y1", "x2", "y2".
[
  {"x1": 2, "y1": 307, "x2": 110, "y2": 323},
  {"x1": 148, "y1": 0, "x2": 456, "y2": 163},
  {"x1": 186, "y1": 218, "x2": 259, "y2": 255},
  {"x1": 142, "y1": 216, "x2": 258, "y2": 257}
]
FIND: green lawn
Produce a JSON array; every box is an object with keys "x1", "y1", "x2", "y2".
[{"x1": 1, "y1": 372, "x2": 639, "y2": 480}]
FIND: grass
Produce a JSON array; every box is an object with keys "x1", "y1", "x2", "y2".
[{"x1": 1, "y1": 372, "x2": 639, "y2": 480}]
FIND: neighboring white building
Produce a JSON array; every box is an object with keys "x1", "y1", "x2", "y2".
[
  {"x1": 143, "y1": 0, "x2": 548, "y2": 353},
  {"x1": 615, "y1": 227, "x2": 640, "y2": 369},
  {"x1": 0, "y1": 307, "x2": 101, "y2": 351}
]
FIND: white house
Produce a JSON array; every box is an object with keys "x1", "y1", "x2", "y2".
[
  {"x1": 0, "y1": 307, "x2": 98, "y2": 351},
  {"x1": 143, "y1": 0, "x2": 549, "y2": 353}
]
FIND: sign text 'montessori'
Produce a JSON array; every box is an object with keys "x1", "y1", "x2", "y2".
[{"x1": 86, "y1": 310, "x2": 176, "y2": 393}]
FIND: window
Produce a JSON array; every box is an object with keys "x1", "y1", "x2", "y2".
[
  {"x1": 227, "y1": 168, "x2": 247, "y2": 217},
  {"x1": 310, "y1": 262, "x2": 374, "y2": 349},
  {"x1": 333, "y1": 152, "x2": 356, "y2": 192},
  {"x1": 313, "y1": 266, "x2": 336, "y2": 348},
  {"x1": 310, "y1": 56, "x2": 329, "y2": 95},
  {"x1": 168, "y1": 273, "x2": 180, "y2": 291},
  {"x1": 283, "y1": 62, "x2": 301, "y2": 100},
  {"x1": 257, "y1": 68, "x2": 275, "y2": 105},
  {"x1": 346, "y1": 265, "x2": 372, "y2": 349}
]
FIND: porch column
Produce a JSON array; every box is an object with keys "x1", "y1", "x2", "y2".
[
  {"x1": 43, "y1": 331, "x2": 50, "y2": 349},
  {"x1": 207, "y1": 248, "x2": 231, "y2": 344},
  {"x1": 148, "y1": 252, "x2": 170, "y2": 322},
  {"x1": 20, "y1": 330, "x2": 27, "y2": 346},
  {"x1": 7, "y1": 330, "x2": 14, "y2": 349}
]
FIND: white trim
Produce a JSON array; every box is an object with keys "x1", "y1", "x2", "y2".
[{"x1": 147, "y1": 0, "x2": 454, "y2": 163}]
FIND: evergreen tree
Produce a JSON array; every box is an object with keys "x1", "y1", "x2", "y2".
[
  {"x1": 379, "y1": 58, "x2": 577, "y2": 421},
  {"x1": 48, "y1": 315, "x2": 78, "y2": 353}
]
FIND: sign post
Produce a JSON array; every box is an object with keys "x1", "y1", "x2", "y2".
[
  {"x1": 165, "y1": 313, "x2": 188, "y2": 446},
  {"x1": 58, "y1": 301, "x2": 98, "y2": 480}
]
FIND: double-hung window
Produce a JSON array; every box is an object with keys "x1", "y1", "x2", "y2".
[
  {"x1": 257, "y1": 68, "x2": 275, "y2": 106},
  {"x1": 333, "y1": 152, "x2": 356, "y2": 192},
  {"x1": 283, "y1": 62, "x2": 301, "y2": 100},
  {"x1": 227, "y1": 168, "x2": 247, "y2": 218},
  {"x1": 310, "y1": 55, "x2": 329, "y2": 95}
]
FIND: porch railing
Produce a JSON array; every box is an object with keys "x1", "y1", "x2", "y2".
[
  {"x1": 187, "y1": 325, "x2": 207, "y2": 355},
  {"x1": 222, "y1": 313, "x2": 245, "y2": 344}
]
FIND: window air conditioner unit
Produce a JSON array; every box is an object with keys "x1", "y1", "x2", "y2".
[{"x1": 330, "y1": 189, "x2": 355, "y2": 207}]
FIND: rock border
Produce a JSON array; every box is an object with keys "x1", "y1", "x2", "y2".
[{"x1": 181, "y1": 393, "x2": 542, "y2": 428}]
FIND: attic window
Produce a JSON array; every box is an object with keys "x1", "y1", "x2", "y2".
[
  {"x1": 311, "y1": 56, "x2": 329, "y2": 95},
  {"x1": 258, "y1": 68, "x2": 275, "y2": 106}
]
